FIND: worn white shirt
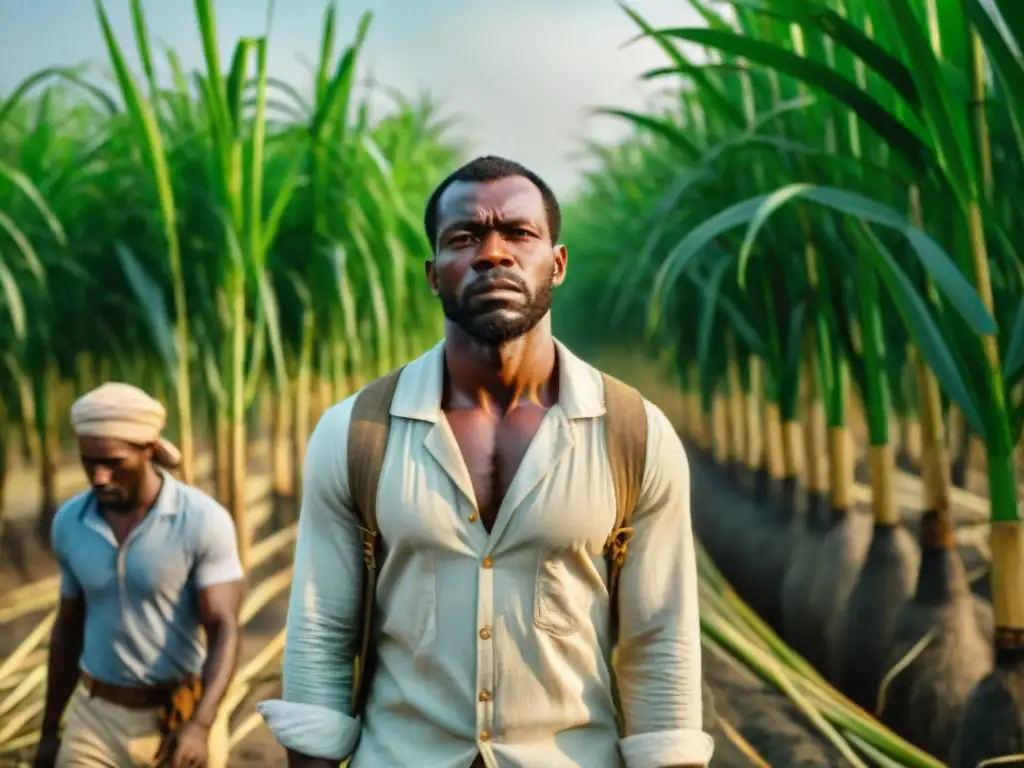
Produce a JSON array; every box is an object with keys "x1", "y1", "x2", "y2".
[{"x1": 258, "y1": 339, "x2": 713, "y2": 768}]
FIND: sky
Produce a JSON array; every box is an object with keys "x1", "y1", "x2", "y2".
[{"x1": 0, "y1": 0, "x2": 706, "y2": 197}]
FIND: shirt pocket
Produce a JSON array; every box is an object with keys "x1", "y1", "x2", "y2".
[
  {"x1": 533, "y1": 554, "x2": 583, "y2": 637},
  {"x1": 379, "y1": 551, "x2": 438, "y2": 652}
]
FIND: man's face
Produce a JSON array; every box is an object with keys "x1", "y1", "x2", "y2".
[
  {"x1": 426, "y1": 176, "x2": 567, "y2": 346},
  {"x1": 78, "y1": 436, "x2": 152, "y2": 513}
]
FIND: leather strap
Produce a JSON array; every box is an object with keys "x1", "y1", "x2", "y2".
[
  {"x1": 347, "y1": 366, "x2": 405, "y2": 716},
  {"x1": 600, "y1": 372, "x2": 648, "y2": 738},
  {"x1": 79, "y1": 671, "x2": 176, "y2": 710},
  {"x1": 601, "y1": 372, "x2": 648, "y2": 639}
]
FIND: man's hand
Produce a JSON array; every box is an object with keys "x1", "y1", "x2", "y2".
[
  {"x1": 32, "y1": 735, "x2": 61, "y2": 768},
  {"x1": 173, "y1": 721, "x2": 211, "y2": 768},
  {"x1": 154, "y1": 721, "x2": 210, "y2": 768}
]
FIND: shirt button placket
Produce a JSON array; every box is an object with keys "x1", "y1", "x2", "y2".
[
  {"x1": 476, "y1": 552, "x2": 495, "y2": 745},
  {"x1": 117, "y1": 546, "x2": 129, "y2": 627},
  {"x1": 117, "y1": 532, "x2": 137, "y2": 624}
]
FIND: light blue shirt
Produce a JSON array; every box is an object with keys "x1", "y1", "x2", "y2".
[{"x1": 51, "y1": 470, "x2": 245, "y2": 686}]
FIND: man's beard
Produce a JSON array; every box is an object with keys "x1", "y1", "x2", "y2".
[
  {"x1": 440, "y1": 270, "x2": 554, "y2": 346},
  {"x1": 95, "y1": 488, "x2": 135, "y2": 512}
]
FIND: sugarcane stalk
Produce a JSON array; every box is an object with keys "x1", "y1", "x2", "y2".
[
  {"x1": 802, "y1": 349, "x2": 829, "y2": 496},
  {"x1": 763, "y1": 400, "x2": 786, "y2": 481},
  {"x1": 963, "y1": 24, "x2": 1022, "y2": 645},
  {"x1": 746, "y1": 356, "x2": 764, "y2": 474},
  {"x1": 947, "y1": 406, "x2": 968, "y2": 486},
  {"x1": 727, "y1": 333, "x2": 748, "y2": 469},
  {"x1": 332, "y1": 339, "x2": 349, "y2": 403},
  {"x1": 33, "y1": 363, "x2": 59, "y2": 528},
  {"x1": 316, "y1": 350, "x2": 335, "y2": 421},
  {"x1": 271, "y1": 380, "x2": 293, "y2": 498},
  {"x1": 215, "y1": 409, "x2": 230, "y2": 506},
  {"x1": 292, "y1": 309, "x2": 315, "y2": 494},
  {"x1": 685, "y1": 363, "x2": 706, "y2": 450},
  {"x1": 857, "y1": 240, "x2": 898, "y2": 526},
  {"x1": 16, "y1": 378, "x2": 40, "y2": 468},
  {"x1": 914, "y1": 353, "x2": 954, "y2": 535},
  {"x1": 782, "y1": 416, "x2": 805, "y2": 483},
  {"x1": 0, "y1": 404, "x2": 8, "y2": 529},
  {"x1": 907, "y1": 185, "x2": 954, "y2": 542},
  {"x1": 229, "y1": 287, "x2": 250, "y2": 568},
  {"x1": 713, "y1": 390, "x2": 731, "y2": 465}
]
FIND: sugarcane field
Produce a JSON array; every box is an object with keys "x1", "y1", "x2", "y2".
[{"x1": 2, "y1": 0, "x2": 1024, "y2": 766}]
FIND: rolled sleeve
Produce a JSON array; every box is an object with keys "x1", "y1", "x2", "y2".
[
  {"x1": 257, "y1": 396, "x2": 364, "y2": 761},
  {"x1": 615, "y1": 401, "x2": 714, "y2": 768},
  {"x1": 193, "y1": 502, "x2": 245, "y2": 588},
  {"x1": 620, "y1": 730, "x2": 716, "y2": 768}
]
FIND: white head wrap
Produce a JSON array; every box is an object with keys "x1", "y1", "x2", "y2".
[{"x1": 70, "y1": 382, "x2": 182, "y2": 469}]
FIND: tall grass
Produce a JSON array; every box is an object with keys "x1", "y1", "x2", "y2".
[
  {"x1": 0, "y1": 0, "x2": 462, "y2": 561},
  {"x1": 557, "y1": 0, "x2": 1024, "y2": 762}
]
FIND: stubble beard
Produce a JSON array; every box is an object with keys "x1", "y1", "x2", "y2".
[{"x1": 440, "y1": 275, "x2": 554, "y2": 347}]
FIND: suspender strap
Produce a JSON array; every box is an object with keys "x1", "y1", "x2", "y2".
[
  {"x1": 346, "y1": 366, "x2": 404, "y2": 715},
  {"x1": 601, "y1": 372, "x2": 649, "y2": 639}
]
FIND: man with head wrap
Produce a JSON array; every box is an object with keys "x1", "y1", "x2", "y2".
[{"x1": 33, "y1": 383, "x2": 245, "y2": 768}]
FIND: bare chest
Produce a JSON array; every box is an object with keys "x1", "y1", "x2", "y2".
[{"x1": 445, "y1": 404, "x2": 550, "y2": 531}]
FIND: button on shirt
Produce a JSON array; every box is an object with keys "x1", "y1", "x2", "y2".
[
  {"x1": 258, "y1": 339, "x2": 713, "y2": 768},
  {"x1": 51, "y1": 471, "x2": 245, "y2": 686}
]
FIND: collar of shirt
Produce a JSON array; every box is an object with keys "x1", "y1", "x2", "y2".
[
  {"x1": 78, "y1": 467, "x2": 180, "y2": 524},
  {"x1": 389, "y1": 338, "x2": 607, "y2": 423}
]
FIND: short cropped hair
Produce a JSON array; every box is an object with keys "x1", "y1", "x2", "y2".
[{"x1": 423, "y1": 155, "x2": 562, "y2": 250}]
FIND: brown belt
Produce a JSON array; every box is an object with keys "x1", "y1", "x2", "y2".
[{"x1": 79, "y1": 671, "x2": 177, "y2": 710}]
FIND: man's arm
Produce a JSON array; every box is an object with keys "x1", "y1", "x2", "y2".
[
  {"x1": 257, "y1": 398, "x2": 365, "y2": 767},
  {"x1": 192, "y1": 584, "x2": 243, "y2": 729},
  {"x1": 614, "y1": 401, "x2": 715, "y2": 768},
  {"x1": 39, "y1": 597, "x2": 85, "y2": 742},
  {"x1": 190, "y1": 504, "x2": 246, "y2": 730},
  {"x1": 36, "y1": 508, "x2": 87, "y2": 765}
]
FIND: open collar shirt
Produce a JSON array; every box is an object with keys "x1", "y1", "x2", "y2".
[
  {"x1": 258, "y1": 339, "x2": 713, "y2": 768},
  {"x1": 52, "y1": 470, "x2": 244, "y2": 686}
]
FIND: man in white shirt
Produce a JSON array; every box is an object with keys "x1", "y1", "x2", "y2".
[{"x1": 258, "y1": 155, "x2": 713, "y2": 768}]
